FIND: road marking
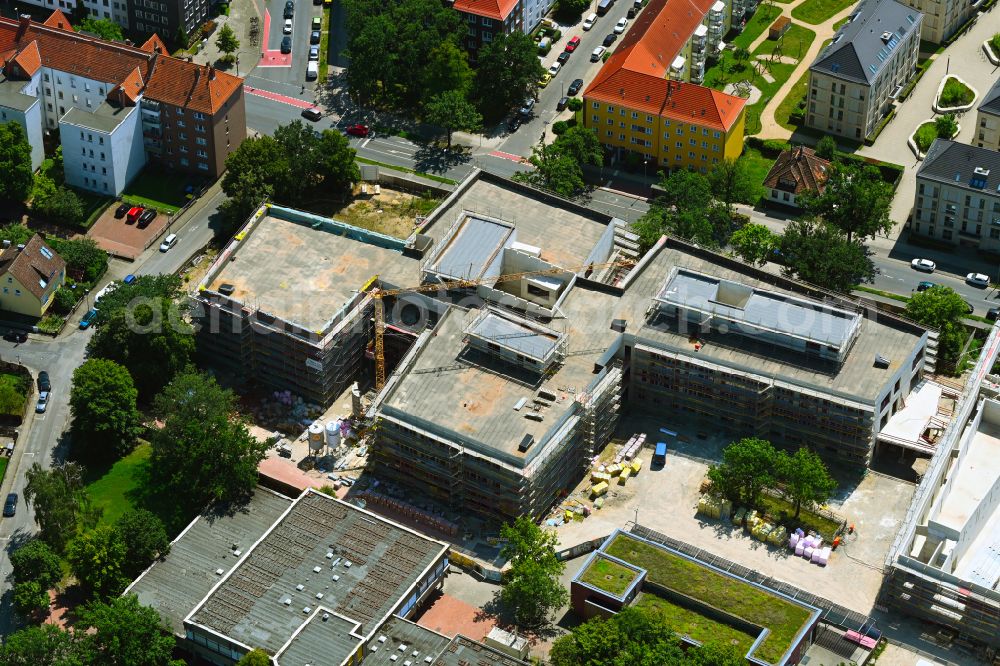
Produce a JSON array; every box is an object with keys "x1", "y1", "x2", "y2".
[
  {"x1": 361, "y1": 138, "x2": 371, "y2": 148},
  {"x1": 489, "y1": 150, "x2": 526, "y2": 162}
]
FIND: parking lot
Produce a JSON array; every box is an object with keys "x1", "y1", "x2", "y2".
[
  {"x1": 259, "y1": 0, "x2": 324, "y2": 84},
  {"x1": 87, "y1": 204, "x2": 171, "y2": 260},
  {"x1": 550, "y1": 413, "x2": 917, "y2": 615}
]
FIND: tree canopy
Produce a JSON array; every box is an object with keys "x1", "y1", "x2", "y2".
[
  {"x1": 905, "y1": 285, "x2": 969, "y2": 372},
  {"x1": 47, "y1": 236, "x2": 109, "y2": 284},
  {"x1": 632, "y1": 169, "x2": 732, "y2": 249},
  {"x1": 814, "y1": 136, "x2": 837, "y2": 160},
  {"x1": 729, "y1": 223, "x2": 778, "y2": 266},
  {"x1": 10, "y1": 539, "x2": 63, "y2": 618},
  {"x1": 77, "y1": 17, "x2": 124, "y2": 41},
  {"x1": 236, "y1": 649, "x2": 272, "y2": 666},
  {"x1": 151, "y1": 370, "x2": 269, "y2": 512},
  {"x1": 24, "y1": 462, "x2": 99, "y2": 552},
  {"x1": 0, "y1": 624, "x2": 90, "y2": 666},
  {"x1": 514, "y1": 126, "x2": 603, "y2": 198},
  {"x1": 497, "y1": 517, "x2": 568, "y2": 629},
  {"x1": 420, "y1": 42, "x2": 474, "y2": 102},
  {"x1": 34, "y1": 186, "x2": 85, "y2": 226},
  {"x1": 116, "y1": 508, "x2": 171, "y2": 579},
  {"x1": 70, "y1": 358, "x2": 141, "y2": 461},
  {"x1": 708, "y1": 156, "x2": 761, "y2": 213},
  {"x1": 778, "y1": 219, "x2": 875, "y2": 292},
  {"x1": 67, "y1": 525, "x2": 129, "y2": 599},
  {"x1": 75, "y1": 595, "x2": 184, "y2": 666},
  {"x1": 0, "y1": 122, "x2": 34, "y2": 203},
  {"x1": 215, "y1": 23, "x2": 240, "y2": 55},
  {"x1": 474, "y1": 32, "x2": 544, "y2": 121},
  {"x1": 780, "y1": 448, "x2": 837, "y2": 519},
  {"x1": 707, "y1": 437, "x2": 779, "y2": 508},
  {"x1": 424, "y1": 90, "x2": 482, "y2": 149},
  {"x1": 800, "y1": 162, "x2": 893, "y2": 243}
]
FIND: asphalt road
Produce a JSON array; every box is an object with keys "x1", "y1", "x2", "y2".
[{"x1": 265, "y1": 0, "x2": 324, "y2": 86}]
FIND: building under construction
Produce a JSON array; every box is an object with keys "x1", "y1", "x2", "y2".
[{"x1": 882, "y1": 326, "x2": 1000, "y2": 654}]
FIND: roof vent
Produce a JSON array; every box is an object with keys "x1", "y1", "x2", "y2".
[
  {"x1": 283, "y1": 598, "x2": 292, "y2": 605},
  {"x1": 611, "y1": 318, "x2": 626, "y2": 332},
  {"x1": 303, "y1": 606, "x2": 312, "y2": 614},
  {"x1": 322, "y1": 613, "x2": 329, "y2": 621},
  {"x1": 518, "y1": 434, "x2": 535, "y2": 453},
  {"x1": 316, "y1": 592, "x2": 324, "y2": 599},
  {"x1": 215, "y1": 568, "x2": 224, "y2": 575},
  {"x1": 16, "y1": 244, "x2": 24, "y2": 252},
  {"x1": 975, "y1": 166, "x2": 990, "y2": 176},
  {"x1": 296, "y1": 584, "x2": 305, "y2": 591},
  {"x1": 218, "y1": 283, "x2": 235, "y2": 296},
  {"x1": 313, "y1": 566, "x2": 322, "y2": 573},
  {"x1": 881, "y1": 31, "x2": 892, "y2": 41},
  {"x1": 874, "y1": 354, "x2": 890, "y2": 369}
]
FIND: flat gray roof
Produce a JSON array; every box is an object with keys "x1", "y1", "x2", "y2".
[
  {"x1": 466, "y1": 310, "x2": 563, "y2": 364},
  {"x1": 363, "y1": 617, "x2": 449, "y2": 666},
  {"x1": 657, "y1": 268, "x2": 861, "y2": 350},
  {"x1": 276, "y1": 611, "x2": 362, "y2": 666},
  {"x1": 61, "y1": 101, "x2": 133, "y2": 133},
  {"x1": 189, "y1": 489, "x2": 448, "y2": 655},
  {"x1": 426, "y1": 213, "x2": 512, "y2": 281},
  {"x1": 205, "y1": 208, "x2": 419, "y2": 331},
  {"x1": 433, "y1": 635, "x2": 529, "y2": 666},
  {"x1": 125, "y1": 489, "x2": 293, "y2": 636},
  {"x1": 0, "y1": 78, "x2": 39, "y2": 112}
]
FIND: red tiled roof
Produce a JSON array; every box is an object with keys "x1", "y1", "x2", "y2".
[
  {"x1": 143, "y1": 57, "x2": 242, "y2": 115},
  {"x1": 41, "y1": 9, "x2": 73, "y2": 31},
  {"x1": 139, "y1": 33, "x2": 167, "y2": 54},
  {"x1": 453, "y1": 0, "x2": 518, "y2": 20},
  {"x1": 763, "y1": 146, "x2": 831, "y2": 194},
  {"x1": 584, "y1": 0, "x2": 746, "y2": 132},
  {"x1": 9, "y1": 40, "x2": 40, "y2": 77}
]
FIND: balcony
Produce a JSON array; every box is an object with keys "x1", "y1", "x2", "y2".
[
  {"x1": 692, "y1": 24, "x2": 707, "y2": 48},
  {"x1": 692, "y1": 50, "x2": 706, "y2": 67},
  {"x1": 670, "y1": 55, "x2": 686, "y2": 80}
]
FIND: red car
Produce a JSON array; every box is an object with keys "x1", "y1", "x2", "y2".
[
  {"x1": 345, "y1": 124, "x2": 370, "y2": 137},
  {"x1": 126, "y1": 206, "x2": 143, "y2": 224},
  {"x1": 565, "y1": 36, "x2": 581, "y2": 52}
]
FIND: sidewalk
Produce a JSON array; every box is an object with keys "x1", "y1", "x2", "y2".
[{"x1": 187, "y1": 0, "x2": 262, "y2": 77}]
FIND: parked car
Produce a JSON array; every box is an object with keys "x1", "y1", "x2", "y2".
[
  {"x1": 284, "y1": 0, "x2": 294, "y2": 18},
  {"x1": 910, "y1": 258, "x2": 936, "y2": 272},
  {"x1": 37, "y1": 370, "x2": 50, "y2": 392},
  {"x1": 3, "y1": 493, "x2": 16, "y2": 518},
  {"x1": 306, "y1": 61, "x2": 319, "y2": 80},
  {"x1": 518, "y1": 97, "x2": 535, "y2": 117},
  {"x1": 159, "y1": 233, "x2": 178, "y2": 252},
  {"x1": 614, "y1": 17, "x2": 628, "y2": 33},
  {"x1": 35, "y1": 391, "x2": 48, "y2": 414},
  {"x1": 283, "y1": 18, "x2": 293, "y2": 34},
  {"x1": 301, "y1": 107, "x2": 323, "y2": 121},
  {"x1": 603, "y1": 33, "x2": 617, "y2": 47},
  {"x1": 627, "y1": 5, "x2": 637, "y2": 17},
  {"x1": 557, "y1": 50, "x2": 570, "y2": 65},
  {"x1": 137, "y1": 209, "x2": 157, "y2": 229},
  {"x1": 548, "y1": 61, "x2": 561, "y2": 76},
  {"x1": 964, "y1": 301, "x2": 975, "y2": 314},
  {"x1": 345, "y1": 124, "x2": 370, "y2": 137},
  {"x1": 966, "y1": 272, "x2": 990, "y2": 287},
  {"x1": 309, "y1": 45, "x2": 319, "y2": 60},
  {"x1": 310, "y1": 30, "x2": 321, "y2": 44},
  {"x1": 123, "y1": 274, "x2": 137, "y2": 285},
  {"x1": 507, "y1": 115, "x2": 522, "y2": 132},
  {"x1": 582, "y1": 12, "x2": 597, "y2": 29},
  {"x1": 567, "y1": 78, "x2": 584, "y2": 95},
  {"x1": 988, "y1": 307, "x2": 1000, "y2": 321},
  {"x1": 311, "y1": 15, "x2": 321, "y2": 29},
  {"x1": 538, "y1": 72, "x2": 552, "y2": 87},
  {"x1": 281, "y1": 36, "x2": 292, "y2": 53},
  {"x1": 79, "y1": 308, "x2": 98, "y2": 329},
  {"x1": 556, "y1": 96, "x2": 569, "y2": 111},
  {"x1": 126, "y1": 206, "x2": 143, "y2": 224},
  {"x1": 591, "y1": 45, "x2": 606, "y2": 61},
  {"x1": 3, "y1": 330, "x2": 26, "y2": 343},
  {"x1": 916, "y1": 281, "x2": 937, "y2": 292},
  {"x1": 565, "y1": 36, "x2": 581, "y2": 51},
  {"x1": 114, "y1": 202, "x2": 130, "y2": 218}
]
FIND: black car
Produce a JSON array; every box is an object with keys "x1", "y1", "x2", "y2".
[
  {"x1": 627, "y1": 5, "x2": 637, "y2": 17},
  {"x1": 3, "y1": 330, "x2": 26, "y2": 343},
  {"x1": 114, "y1": 202, "x2": 130, "y2": 218},
  {"x1": 556, "y1": 96, "x2": 569, "y2": 111},
  {"x1": 507, "y1": 115, "x2": 522, "y2": 132},
  {"x1": 567, "y1": 78, "x2": 584, "y2": 96},
  {"x1": 310, "y1": 30, "x2": 321, "y2": 44},
  {"x1": 283, "y1": 0, "x2": 294, "y2": 18},
  {"x1": 3, "y1": 493, "x2": 16, "y2": 518},
  {"x1": 988, "y1": 307, "x2": 1000, "y2": 321},
  {"x1": 603, "y1": 33, "x2": 617, "y2": 47},
  {"x1": 281, "y1": 36, "x2": 292, "y2": 53},
  {"x1": 137, "y1": 209, "x2": 158, "y2": 229},
  {"x1": 37, "y1": 370, "x2": 50, "y2": 392},
  {"x1": 557, "y1": 50, "x2": 570, "y2": 65},
  {"x1": 301, "y1": 107, "x2": 323, "y2": 121},
  {"x1": 965, "y1": 301, "x2": 975, "y2": 315}
]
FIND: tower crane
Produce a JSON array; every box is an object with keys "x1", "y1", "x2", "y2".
[{"x1": 367, "y1": 259, "x2": 635, "y2": 390}]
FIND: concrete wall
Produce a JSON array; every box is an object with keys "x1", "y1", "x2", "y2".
[{"x1": 40, "y1": 69, "x2": 112, "y2": 129}]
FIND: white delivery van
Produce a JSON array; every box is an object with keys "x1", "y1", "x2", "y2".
[{"x1": 306, "y1": 61, "x2": 319, "y2": 80}]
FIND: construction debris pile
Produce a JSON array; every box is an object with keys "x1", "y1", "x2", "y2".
[{"x1": 247, "y1": 390, "x2": 327, "y2": 433}]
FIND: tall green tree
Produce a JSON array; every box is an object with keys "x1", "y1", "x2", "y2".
[
  {"x1": 474, "y1": 32, "x2": 545, "y2": 121},
  {"x1": 116, "y1": 509, "x2": 171, "y2": 579},
  {"x1": 814, "y1": 135, "x2": 837, "y2": 160},
  {"x1": 77, "y1": 17, "x2": 125, "y2": 41},
  {"x1": 70, "y1": 358, "x2": 141, "y2": 461},
  {"x1": 779, "y1": 448, "x2": 837, "y2": 519},
  {"x1": 424, "y1": 90, "x2": 482, "y2": 149},
  {"x1": 24, "y1": 462, "x2": 99, "y2": 553},
  {"x1": 0, "y1": 624, "x2": 91, "y2": 666},
  {"x1": 905, "y1": 285, "x2": 969, "y2": 372},
  {"x1": 632, "y1": 169, "x2": 731, "y2": 249},
  {"x1": 68, "y1": 525, "x2": 129, "y2": 599},
  {"x1": 0, "y1": 222, "x2": 34, "y2": 247},
  {"x1": 47, "y1": 237, "x2": 108, "y2": 283},
  {"x1": 237, "y1": 649, "x2": 272, "y2": 666},
  {"x1": 708, "y1": 156, "x2": 760, "y2": 214},
  {"x1": 76, "y1": 595, "x2": 184, "y2": 666},
  {"x1": 514, "y1": 139, "x2": 586, "y2": 197},
  {"x1": 215, "y1": 23, "x2": 240, "y2": 55},
  {"x1": 497, "y1": 517, "x2": 568, "y2": 630},
  {"x1": 0, "y1": 122, "x2": 35, "y2": 203},
  {"x1": 151, "y1": 370, "x2": 269, "y2": 512},
  {"x1": 315, "y1": 129, "x2": 362, "y2": 195},
  {"x1": 555, "y1": 0, "x2": 589, "y2": 21},
  {"x1": 799, "y1": 162, "x2": 893, "y2": 243},
  {"x1": 778, "y1": 219, "x2": 875, "y2": 292},
  {"x1": 34, "y1": 186, "x2": 85, "y2": 226},
  {"x1": 10, "y1": 539, "x2": 63, "y2": 618},
  {"x1": 707, "y1": 437, "x2": 780, "y2": 508},
  {"x1": 554, "y1": 125, "x2": 603, "y2": 168},
  {"x1": 935, "y1": 113, "x2": 958, "y2": 139},
  {"x1": 730, "y1": 223, "x2": 778, "y2": 266},
  {"x1": 420, "y1": 42, "x2": 474, "y2": 102},
  {"x1": 221, "y1": 135, "x2": 286, "y2": 226}
]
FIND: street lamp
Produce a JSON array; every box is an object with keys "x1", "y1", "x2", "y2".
[{"x1": 235, "y1": 55, "x2": 240, "y2": 77}]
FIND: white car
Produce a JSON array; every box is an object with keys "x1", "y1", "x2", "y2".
[
  {"x1": 910, "y1": 258, "x2": 936, "y2": 273},
  {"x1": 309, "y1": 45, "x2": 319, "y2": 61},
  {"x1": 966, "y1": 272, "x2": 990, "y2": 287},
  {"x1": 591, "y1": 45, "x2": 606, "y2": 61},
  {"x1": 283, "y1": 18, "x2": 293, "y2": 34},
  {"x1": 582, "y1": 12, "x2": 597, "y2": 30},
  {"x1": 548, "y1": 61, "x2": 561, "y2": 77},
  {"x1": 159, "y1": 233, "x2": 178, "y2": 252},
  {"x1": 35, "y1": 391, "x2": 48, "y2": 414},
  {"x1": 614, "y1": 17, "x2": 628, "y2": 33}
]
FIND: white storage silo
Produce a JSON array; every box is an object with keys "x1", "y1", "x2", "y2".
[{"x1": 325, "y1": 420, "x2": 342, "y2": 448}]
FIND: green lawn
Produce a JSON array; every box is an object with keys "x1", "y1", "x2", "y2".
[
  {"x1": 0, "y1": 372, "x2": 29, "y2": 417},
  {"x1": 741, "y1": 147, "x2": 776, "y2": 200},
  {"x1": 122, "y1": 168, "x2": 197, "y2": 214},
  {"x1": 605, "y1": 533, "x2": 812, "y2": 664},
  {"x1": 759, "y1": 494, "x2": 843, "y2": 540},
  {"x1": 914, "y1": 121, "x2": 938, "y2": 153},
  {"x1": 580, "y1": 556, "x2": 640, "y2": 596},
  {"x1": 790, "y1": 0, "x2": 858, "y2": 25},
  {"x1": 76, "y1": 188, "x2": 114, "y2": 230},
  {"x1": 732, "y1": 5, "x2": 783, "y2": 50},
  {"x1": 635, "y1": 593, "x2": 757, "y2": 654},
  {"x1": 84, "y1": 443, "x2": 151, "y2": 528},
  {"x1": 755, "y1": 24, "x2": 816, "y2": 60},
  {"x1": 938, "y1": 76, "x2": 975, "y2": 108},
  {"x1": 0, "y1": 457, "x2": 8, "y2": 486},
  {"x1": 774, "y1": 69, "x2": 811, "y2": 130},
  {"x1": 744, "y1": 61, "x2": 798, "y2": 135}
]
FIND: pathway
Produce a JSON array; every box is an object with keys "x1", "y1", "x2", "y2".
[{"x1": 754, "y1": 2, "x2": 858, "y2": 138}]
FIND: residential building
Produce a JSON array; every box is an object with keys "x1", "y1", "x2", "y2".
[
  {"x1": 762, "y1": 145, "x2": 831, "y2": 208},
  {"x1": 16, "y1": 0, "x2": 130, "y2": 26},
  {"x1": 974, "y1": 77, "x2": 1000, "y2": 151},
  {"x1": 899, "y1": 0, "x2": 974, "y2": 44},
  {"x1": 522, "y1": 0, "x2": 554, "y2": 34},
  {"x1": 128, "y1": 0, "x2": 210, "y2": 42},
  {"x1": 882, "y1": 324, "x2": 1000, "y2": 650},
  {"x1": 127, "y1": 487, "x2": 526, "y2": 666},
  {"x1": 910, "y1": 139, "x2": 1000, "y2": 250},
  {"x1": 806, "y1": 0, "x2": 922, "y2": 141},
  {"x1": 0, "y1": 234, "x2": 66, "y2": 318},
  {"x1": 0, "y1": 12, "x2": 245, "y2": 194},
  {"x1": 453, "y1": 0, "x2": 522, "y2": 61}
]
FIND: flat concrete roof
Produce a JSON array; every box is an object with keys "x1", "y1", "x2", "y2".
[
  {"x1": 188, "y1": 489, "x2": 448, "y2": 655},
  {"x1": 61, "y1": 101, "x2": 132, "y2": 133},
  {"x1": 275, "y1": 610, "x2": 362, "y2": 666},
  {"x1": 434, "y1": 635, "x2": 528, "y2": 666},
  {"x1": 206, "y1": 209, "x2": 419, "y2": 331},
  {"x1": 936, "y1": 413, "x2": 1000, "y2": 536},
  {"x1": 125, "y1": 489, "x2": 294, "y2": 636},
  {"x1": 362, "y1": 616, "x2": 449, "y2": 666},
  {"x1": 0, "y1": 77, "x2": 38, "y2": 112}
]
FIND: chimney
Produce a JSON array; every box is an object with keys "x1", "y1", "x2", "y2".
[
  {"x1": 208, "y1": 65, "x2": 216, "y2": 80},
  {"x1": 125, "y1": 38, "x2": 133, "y2": 46},
  {"x1": 15, "y1": 14, "x2": 31, "y2": 41},
  {"x1": 188, "y1": 56, "x2": 193, "y2": 62}
]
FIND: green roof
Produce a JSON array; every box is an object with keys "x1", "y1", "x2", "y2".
[{"x1": 579, "y1": 555, "x2": 640, "y2": 597}]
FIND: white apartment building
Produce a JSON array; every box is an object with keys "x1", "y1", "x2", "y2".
[
  {"x1": 60, "y1": 104, "x2": 145, "y2": 195},
  {"x1": 0, "y1": 78, "x2": 44, "y2": 171},
  {"x1": 974, "y1": 77, "x2": 1000, "y2": 152},
  {"x1": 899, "y1": 0, "x2": 975, "y2": 44}
]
